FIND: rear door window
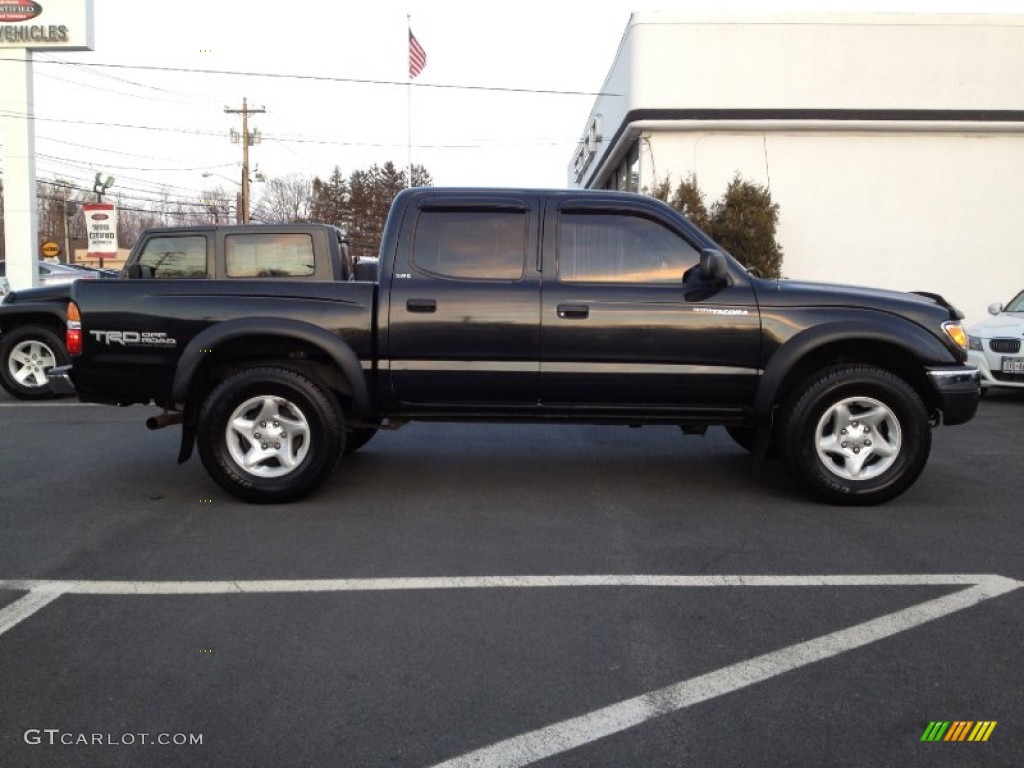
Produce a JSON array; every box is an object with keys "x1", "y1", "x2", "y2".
[{"x1": 411, "y1": 210, "x2": 527, "y2": 281}]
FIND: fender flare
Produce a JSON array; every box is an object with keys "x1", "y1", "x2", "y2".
[
  {"x1": 171, "y1": 317, "x2": 372, "y2": 418},
  {"x1": 0, "y1": 301, "x2": 68, "y2": 330},
  {"x1": 752, "y1": 318, "x2": 954, "y2": 419}
]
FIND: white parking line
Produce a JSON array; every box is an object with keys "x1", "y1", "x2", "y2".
[
  {"x1": 0, "y1": 589, "x2": 63, "y2": 637},
  {"x1": 0, "y1": 572, "x2": 1003, "y2": 597},
  {"x1": 432, "y1": 574, "x2": 1021, "y2": 767},
  {"x1": 0, "y1": 573, "x2": 1020, "y2": 766}
]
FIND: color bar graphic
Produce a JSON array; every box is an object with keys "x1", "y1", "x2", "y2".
[
  {"x1": 921, "y1": 721, "x2": 950, "y2": 741},
  {"x1": 921, "y1": 721, "x2": 996, "y2": 742}
]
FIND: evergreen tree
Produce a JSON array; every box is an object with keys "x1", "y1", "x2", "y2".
[
  {"x1": 653, "y1": 172, "x2": 783, "y2": 278},
  {"x1": 669, "y1": 173, "x2": 709, "y2": 231},
  {"x1": 707, "y1": 174, "x2": 783, "y2": 278},
  {"x1": 309, "y1": 166, "x2": 349, "y2": 229}
]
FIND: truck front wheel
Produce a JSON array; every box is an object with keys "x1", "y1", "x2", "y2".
[
  {"x1": 0, "y1": 325, "x2": 69, "y2": 400},
  {"x1": 197, "y1": 367, "x2": 344, "y2": 503},
  {"x1": 778, "y1": 365, "x2": 931, "y2": 505}
]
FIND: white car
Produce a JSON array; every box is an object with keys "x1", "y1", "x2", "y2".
[{"x1": 967, "y1": 289, "x2": 1024, "y2": 391}]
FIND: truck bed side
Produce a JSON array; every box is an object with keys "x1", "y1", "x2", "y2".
[{"x1": 69, "y1": 278, "x2": 376, "y2": 406}]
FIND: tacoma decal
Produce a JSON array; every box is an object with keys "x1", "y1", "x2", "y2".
[{"x1": 692, "y1": 307, "x2": 750, "y2": 316}]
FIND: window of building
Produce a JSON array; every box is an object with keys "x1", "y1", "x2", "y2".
[
  {"x1": 600, "y1": 141, "x2": 641, "y2": 193},
  {"x1": 558, "y1": 212, "x2": 699, "y2": 284},
  {"x1": 411, "y1": 209, "x2": 527, "y2": 281},
  {"x1": 225, "y1": 233, "x2": 315, "y2": 277},
  {"x1": 135, "y1": 236, "x2": 207, "y2": 278}
]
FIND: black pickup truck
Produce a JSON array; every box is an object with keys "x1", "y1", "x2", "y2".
[
  {"x1": 0, "y1": 223, "x2": 354, "y2": 399},
  {"x1": 53, "y1": 188, "x2": 979, "y2": 505}
]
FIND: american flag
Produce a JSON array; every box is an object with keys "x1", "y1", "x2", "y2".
[{"x1": 409, "y1": 28, "x2": 427, "y2": 79}]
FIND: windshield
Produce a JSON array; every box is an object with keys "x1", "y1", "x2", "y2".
[{"x1": 1005, "y1": 290, "x2": 1024, "y2": 312}]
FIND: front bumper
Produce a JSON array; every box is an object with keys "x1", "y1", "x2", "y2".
[
  {"x1": 926, "y1": 365, "x2": 980, "y2": 425},
  {"x1": 967, "y1": 349, "x2": 1024, "y2": 390}
]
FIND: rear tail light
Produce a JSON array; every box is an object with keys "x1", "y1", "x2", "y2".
[{"x1": 66, "y1": 301, "x2": 83, "y2": 356}]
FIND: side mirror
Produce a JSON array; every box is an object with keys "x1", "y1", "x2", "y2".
[
  {"x1": 699, "y1": 249, "x2": 730, "y2": 283},
  {"x1": 988, "y1": 302, "x2": 1004, "y2": 316}
]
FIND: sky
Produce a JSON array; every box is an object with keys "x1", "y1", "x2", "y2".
[{"x1": 5, "y1": 0, "x2": 1024, "y2": 212}]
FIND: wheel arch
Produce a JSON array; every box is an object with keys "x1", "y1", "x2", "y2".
[
  {"x1": 754, "y1": 321, "x2": 952, "y2": 421},
  {"x1": 171, "y1": 319, "x2": 372, "y2": 465},
  {"x1": 172, "y1": 318, "x2": 372, "y2": 417},
  {"x1": 0, "y1": 306, "x2": 67, "y2": 337}
]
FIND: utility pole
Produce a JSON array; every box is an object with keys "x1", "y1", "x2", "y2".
[{"x1": 224, "y1": 97, "x2": 265, "y2": 224}]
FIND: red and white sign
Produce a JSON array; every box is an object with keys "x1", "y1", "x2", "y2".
[
  {"x1": 0, "y1": 1, "x2": 42, "y2": 22},
  {"x1": 83, "y1": 203, "x2": 118, "y2": 259},
  {"x1": 0, "y1": 0, "x2": 94, "y2": 50}
]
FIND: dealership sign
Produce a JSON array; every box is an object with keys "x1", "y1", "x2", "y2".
[
  {"x1": 0, "y1": 0, "x2": 93, "y2": 49},
  {"x1": 83, "y1": 203, "x2": 118, "y2": 259},
  {"x1": 0, "y1": 2, "x2": 42, "y2": 22}
]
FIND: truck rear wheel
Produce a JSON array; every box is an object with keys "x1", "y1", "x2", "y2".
[
  {"x1": 778, "y1": 365, "x2": 931, "y2": 505},
  {"x1": 197, "y1": 367, "x2": 344, "y2": 503},
  {"x1": 0, "y1": 325, "x2": 69, "y2": 400}
]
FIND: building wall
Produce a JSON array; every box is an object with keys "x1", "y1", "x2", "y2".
[
  {"x1": 570, "y1": 13, "x2": 1024, "y2": 324},
  {"x1": 644, "y1": 129, "x2": 1024, "y2": 323}
]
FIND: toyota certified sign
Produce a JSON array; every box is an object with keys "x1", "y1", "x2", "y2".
[
  {"x1": 0, "y1": 0, "x2": 93, "y2": 50},
  {"x1": 0, "y1": 1, "x2": 42, "y2": 22},
  {"x1": 82, "y1": 203, "x2": 118, "y2": 259}
]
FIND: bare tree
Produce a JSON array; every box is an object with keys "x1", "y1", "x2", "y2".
[{"x1": 255, "y1": 174, "x2": 312, "y2": 223}]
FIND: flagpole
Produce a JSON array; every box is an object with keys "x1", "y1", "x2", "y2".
[
  {"x1": 407, "y1": 15, "x2": 413, "y2": 187},
  {"x1": 406, "y1": 19, "x2": 427, "y2": 188}
]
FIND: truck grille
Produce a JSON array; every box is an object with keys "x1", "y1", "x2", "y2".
[{"x1": 989, "y1": 338, "x2": 1021, "y2": 354}]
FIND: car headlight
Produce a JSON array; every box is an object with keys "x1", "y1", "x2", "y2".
[
  {"x1": 968, "y1": 335, "x2": 983, "y2": 351},
  {"x1": 942, "y1": 321, "x2": 969, "y2": 351}
]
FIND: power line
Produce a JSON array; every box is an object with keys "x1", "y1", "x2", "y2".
[
  {"x1": 35, "y1": 53, "x2": 222, "y2": 103},
  {"x1": 2, "y1": 109, "x2": 577, "y2": 152},
  {"x1": 3, "y1": 56, "x2": 618, "y2": 98}
]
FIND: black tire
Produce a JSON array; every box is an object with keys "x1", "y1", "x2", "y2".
[
  {"x1": 778, "y1": 365, "x2": 931, "y2": 505},
  {"x1": 196, "y1": 367, "x2": 345, "y2": 503},
  {"x1": 0, "y1": 325, "x2": 69, "y2": 400},
  {"x1": 345, "y1": 427, "x2": 378, "y2": 454}
]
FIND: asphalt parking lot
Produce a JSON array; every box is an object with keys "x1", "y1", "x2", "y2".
[{"x1": 1, "y1": 387, "x2": 1022, "y2": 767}]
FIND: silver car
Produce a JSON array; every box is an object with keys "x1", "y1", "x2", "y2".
[{"x1": 0, "y1": 259, "x2": 98, "y2": 291}]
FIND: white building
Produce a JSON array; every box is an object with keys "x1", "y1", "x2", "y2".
[{"x1": 569, "y1": 12, "x2": 1024, "y2": 324}]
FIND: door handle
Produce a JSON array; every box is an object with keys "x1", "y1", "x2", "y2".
[
  {"x1": 557, "y1": 304, "x2": 589, "y2": 319},
  {"x1": 406, "y1": 298, "x2": 437, "y2": 313}
]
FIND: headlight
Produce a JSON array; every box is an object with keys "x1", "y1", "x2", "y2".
[
  {"x1": 968, "y1": 335, "x2": 983, "y2": 351},
  {"x1": 942, "y1": 321, "x2": 969, "y2": 350}
]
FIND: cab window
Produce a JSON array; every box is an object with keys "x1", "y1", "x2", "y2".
[
  {"x1": 135, "y1": 236, "x2": 208, "y2": 278},
  {"x1": 412, "y1": 210, "x2": 526, "y2": 281},
  {"x1": 225, "y1": 233, "x2": 316, "y2": 278},
  {"x1": 558, "y1": 212, "x2": 699, "y2": 284}
]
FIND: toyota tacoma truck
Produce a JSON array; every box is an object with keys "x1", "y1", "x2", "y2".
[
  {"x1": 0, "y1": 223, "x2": 355, "y2": 399},
  {"x1": 52, "y1": 188, "x2": 979, "y2": 505}
]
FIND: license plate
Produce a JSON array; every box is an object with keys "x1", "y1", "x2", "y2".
[{"x1": 1001, "y1": 357, "x2": 1024, "y2": 374}]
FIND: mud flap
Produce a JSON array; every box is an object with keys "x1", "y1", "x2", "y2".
[{"x1": 177, "y1": 401, "x2": 199, "y2": 464}]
